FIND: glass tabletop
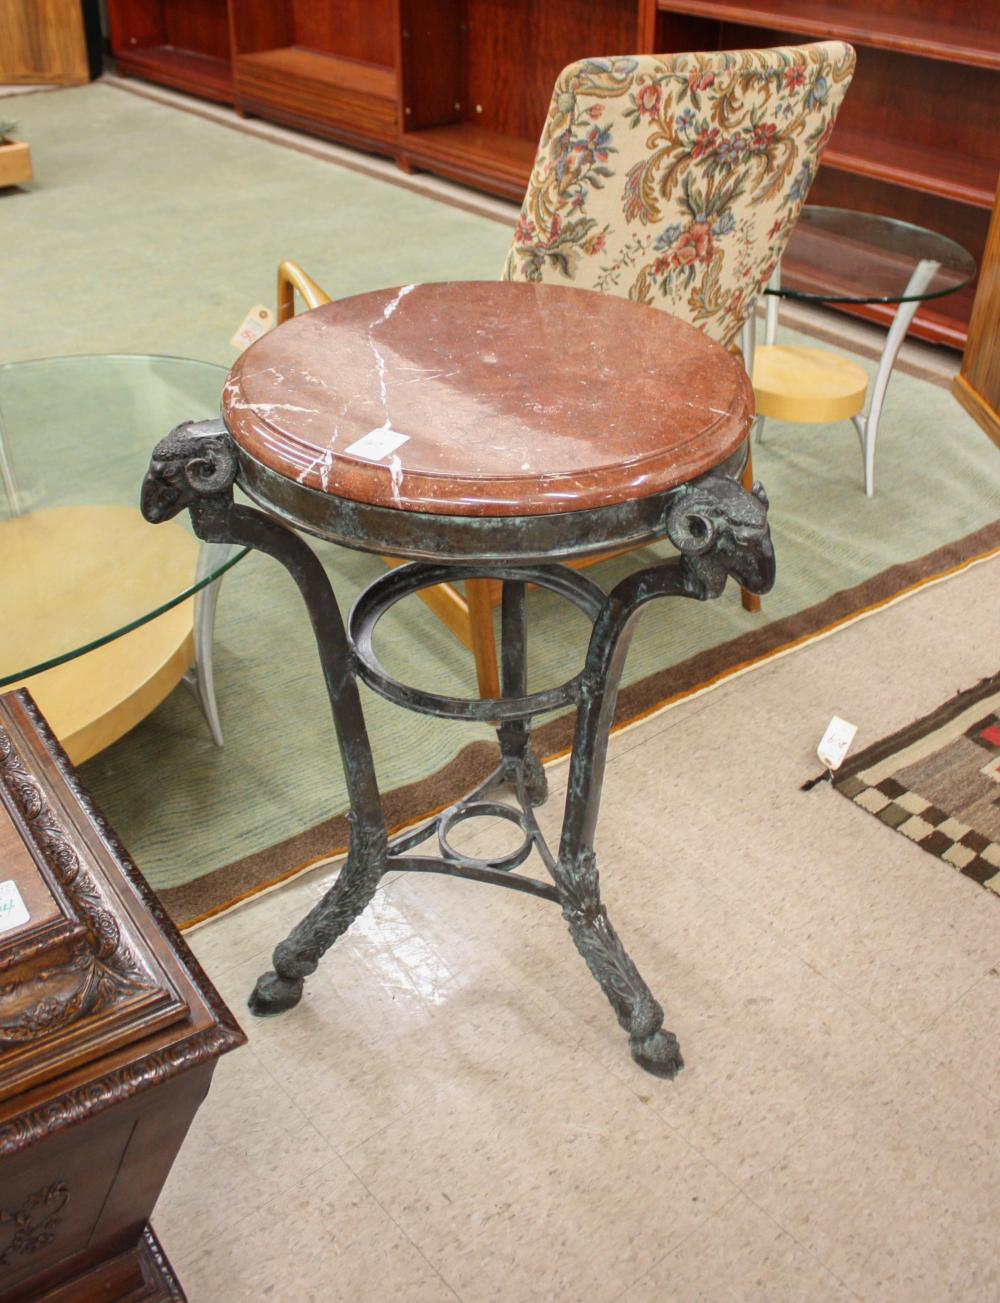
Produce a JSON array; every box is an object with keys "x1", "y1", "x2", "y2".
[
  {"x1": 769, "y1": 206, "x2": 977, "y2": 306},
  {"x1": 0, "y1": 354, "x2": 245, "y2": 687}
]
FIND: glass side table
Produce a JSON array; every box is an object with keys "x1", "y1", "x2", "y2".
[
  {"x1": 748, "y1": 206, "x2": 977, "y2": 496},
  {"x1": 0, "y1": 355, "x2": 247, "y2": 762}
]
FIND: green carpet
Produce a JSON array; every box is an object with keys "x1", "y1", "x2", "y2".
[{"x1": 3, "y1": 82, "x2": 999, "y2": 917}]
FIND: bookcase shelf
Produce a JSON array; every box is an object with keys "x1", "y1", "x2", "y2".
[
  {"x1": 108, "y1": 0, "x2": 234, "y2": 103},
  {"x1": 229, "y1": 1, "x2": 397, "y2": 149},
  {"x1": 821, "y1": 130, "x2": 997, "y2": 212},
  {"x1": 399, "y1": 124, "x2": 536, "y2": 202},
  {"x1": 115, "y1": 42, "x2": 233, "y2": 101},
  {"x1": 396, "y1": 0, "x2": 643, "y2": 198},
  {"x1": 655, "y1": 1, "x2": 1000, "y2": 70},
  {"x1": 234, "y1": 47, "x2": 396, "y2": 150}
]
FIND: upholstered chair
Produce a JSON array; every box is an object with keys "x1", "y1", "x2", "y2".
[
  {"x1": 504, "y1": 43, "x2": 854, "y2": 345},
  {"x1": 277, "y1": 41, "x2": 856, "y2": 695}
]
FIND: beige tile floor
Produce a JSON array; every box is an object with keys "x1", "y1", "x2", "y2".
[{"x1": 156, "y1": 554, "x2": 1000, "y2": 1302}]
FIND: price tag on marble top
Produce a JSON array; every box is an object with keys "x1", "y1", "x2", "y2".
[{"x1": 223, "y1": 282, "x2": 753, "y2": 517}]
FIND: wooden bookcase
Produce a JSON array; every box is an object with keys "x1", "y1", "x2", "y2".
[
  {"x1": 395, "y1": 0, "x2": 643, "y2": 201},
  {"x1": 229, "y1": 0, "x2": 397, "y2": 153},
  {"x1": 108, "y1": 0, "x2": 1000, "y2": 346},
  {"x1": 954, "y1": 178, "x2": 1000, "y2": 447},
  {"x1": 108, "y1": 0, "x2": 234, "y2": 103}
]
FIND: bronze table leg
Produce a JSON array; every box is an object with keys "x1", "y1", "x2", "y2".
[{"x1": 141, "y1": 423, "x2": 774, "y2": 1077}]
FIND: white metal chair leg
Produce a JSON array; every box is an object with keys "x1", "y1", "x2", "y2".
[
  {"x1": 763, "y1": 265, "x2": 781, "y2": 346},
  {"x1": 183, "y1": 539, "x2": 234, "y2": 746},
  {"x1": 739, "y1": 315, "x2": 763, "y2": 443},
  {"x1": 753, "y1": 263, "x2": 783, "y2": 444},
  {"x1": 855, "y1": 258, "x2": 939, "y2": 497},
  {"x1": 0, "y1": 411, "x2": 21, "y2": 516}
]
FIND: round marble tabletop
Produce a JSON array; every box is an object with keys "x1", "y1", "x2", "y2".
[{"x1": 224, "y1": 282, "x2": 753, "y2": 518}]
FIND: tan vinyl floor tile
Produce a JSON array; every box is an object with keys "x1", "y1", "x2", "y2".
[
  {"x1": 162, "y1": 1159, "x2": 459, "y2": 1303},
  {"x1": 154, "y1": 559, "x2": 1000, "y2": 1300},
  {"x1": 916, "y1": 965, "x2": 1000, "y2": 1104},
  {"x1": 153, "y1": 1048, "x2": 335, "y2": 1246},
  {"x1": 620, "y1": 1193, "x2": 858, "y2": 1302},
  {"x1": 743, "y1": 1040, "x2": 1000, "y2": 1301},
  {"x1": 345, "y1": 1035, "x2": 737, "y2": 1303}
]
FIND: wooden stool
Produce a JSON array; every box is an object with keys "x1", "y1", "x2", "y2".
[{"x1": 141, "y1": 282, "x2": 776, "y2": 1077}]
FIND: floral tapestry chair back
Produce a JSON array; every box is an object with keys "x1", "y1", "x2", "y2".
[{"x1": 503, "y1": 43, "x2": 855, "y2": 350}]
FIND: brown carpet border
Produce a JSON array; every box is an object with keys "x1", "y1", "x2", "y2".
[{"x1": 165, "y1": 520, "x2": 1000, "y2": 927}]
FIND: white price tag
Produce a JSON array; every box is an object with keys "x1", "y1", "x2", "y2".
[
  {"x1": 229, "y1": 303, "x2": 274, "y2": 352},
  {"x1": 345, "y1": 428, "x2": 410, "y2": 461},
  {"x1": 0, "y1": 879, "x2": 30, "y2": 933},
  {"x1": 817, "y1": 716, "x2": 857, "y2": 771}
]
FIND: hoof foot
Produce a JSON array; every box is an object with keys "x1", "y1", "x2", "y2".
[
  {"x1": 523, "y1": 754, "x2": 548, "y2": 807},
  {"x1": 248, "y1": 970, "x2": 304, "y2": 1017},
  {"x1": 630, "y1": 1028, "x2": 684, "y2": 1079}
]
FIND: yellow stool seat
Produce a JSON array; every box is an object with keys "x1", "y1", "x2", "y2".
[{"x1": 752, "y1": 345, "x2": 868, "y2": 423}]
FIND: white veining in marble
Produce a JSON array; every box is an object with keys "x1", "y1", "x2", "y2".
[{"x1": 222, "y1": 282, "x2": 752, "y2": 514}]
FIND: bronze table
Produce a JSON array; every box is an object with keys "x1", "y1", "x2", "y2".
[{"x1": 141, "y1": 281, "x2": 775, "y2": 1077}]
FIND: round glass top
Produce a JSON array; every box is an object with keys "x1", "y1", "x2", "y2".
[
  {"x1": 0, "y1": 355, "x2": 245, "y2": 687},
  {"x1": 770, "y1": 206, "x2": 977, "y2": 306}
]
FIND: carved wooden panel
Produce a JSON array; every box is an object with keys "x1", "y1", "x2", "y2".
[
  {"x1": 0, "y1": 712, "x2": 189, "y2": 1103},
  {"x1": 0, "y1": 688, "x2": 245, "y2": 1302}
]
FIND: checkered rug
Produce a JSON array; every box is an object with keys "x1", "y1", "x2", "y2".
[{"x1": 835, "y1": 674, "x2": 1000, "y2": 895}]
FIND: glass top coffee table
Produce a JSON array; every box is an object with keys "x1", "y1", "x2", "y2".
[
  {"x1": 750, "y1": 206, "x2": 977, "y2": 496},
  {"x1": 0, "y1": 355, "x2": 246, "y2": 763}
]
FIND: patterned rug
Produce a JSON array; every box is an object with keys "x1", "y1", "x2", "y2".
[
  {"x1": 8, "y1": 82, "x2": 1000, "y2": 926},
  {"x1": 835, "y1": 673, "x2": 1000, "y2": 896}
]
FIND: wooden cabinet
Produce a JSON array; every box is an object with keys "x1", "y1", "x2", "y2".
[
  {"x1": 0, "y1": 689, "x2": 245, "y2": 1302},
  {"x1": 231, "y1": 0, "x2": 398, "y2": 152},
  {"x1": 397, "y1": 0, "x2": 643, "y2": 200},
  {"x1": 953, "y1": 179, "x2": 1000, "y2": 448},
  {"x1": 107, "y1": 0, "x2": 234, "y2": 102},
  {"x1": 108, "y1": 0, "x2": 1000, "y2": 347},
  {"x1": 0, "y1": 0, "x2": 92, "y2": 86}
]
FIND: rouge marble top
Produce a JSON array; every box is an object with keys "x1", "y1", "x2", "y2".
[{"x1": 224, "y1": 282, "x2": 753, "y2": 517}]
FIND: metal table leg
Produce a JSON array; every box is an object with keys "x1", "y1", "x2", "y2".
[
  {"x1": 182, "y1": 539, "x2": 234, "y2": 746},
  {"x1": 851, "y1": 258, "x2": 939, "y2": 497},
  {"x1": 750, "y1": 263, "x2": 783, "y2": 446},
  {"x1": 141, "y1": 424, "x2": 774, "y2": 1076},
  {"x1": 0, "y1": 402, "x2": 21, "y2": 516}
]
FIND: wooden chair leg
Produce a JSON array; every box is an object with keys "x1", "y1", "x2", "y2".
[
  {"x1": 276, "y1": 260, "x2": 332, "y2": 324},
  {"x1": 380, "y1": 560, "x2": 500, "y2": 698},
  {"x1": 740, "y1": 448, "x2": 762, "y2": 614},
  {"x1": 464, "y1": 579, "x2": 501, "y2": 699}
]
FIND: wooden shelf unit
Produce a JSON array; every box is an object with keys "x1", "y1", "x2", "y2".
[
  {"x1": 108, "y1": 0, "x2": 234, "y2": 103},
  {"x1": 229, "y1": 0, "x2": 397, "y2": 152},
  {"x1": 108, "y1": 0, "x2": 1000, "y2": 347},
  {"x1": 953, "y1": 180, "x2": 1000, "y2": 448},
  {"x1": 653, "y1": 1, "x2": 1000, "y2": 70},
  {"x1": 396, "y1": 0, "x2": 643, "y2": 201}
]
